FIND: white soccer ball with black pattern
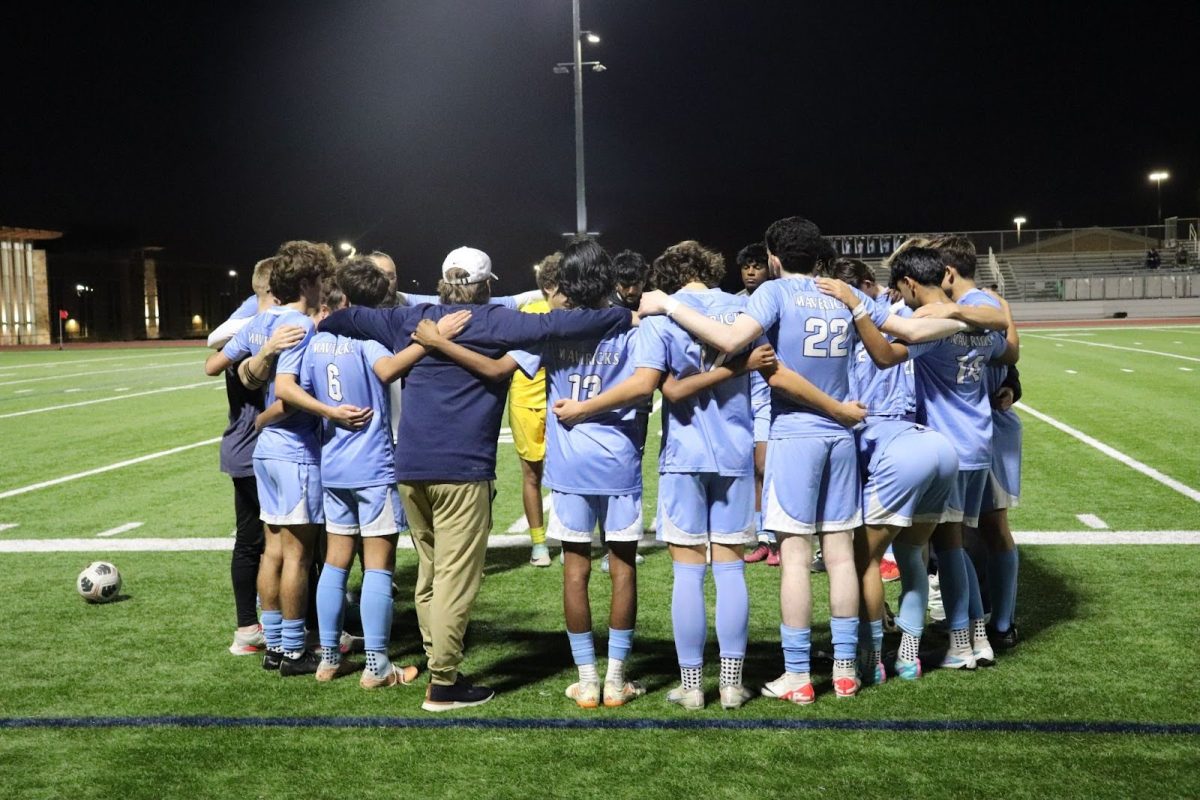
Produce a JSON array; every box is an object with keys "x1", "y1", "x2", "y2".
[{"x1": 77, "y1": 561, "x2": 122, "y2": 603}]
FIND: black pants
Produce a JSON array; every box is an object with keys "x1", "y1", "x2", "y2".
[{"x1": 231, "y1": 475, "x2": 264, "y2": 627}]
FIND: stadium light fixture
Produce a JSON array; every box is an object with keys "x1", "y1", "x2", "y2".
[
  {"x1": 1149, "y1": 171, "x2": 1169, "y2": 223},
  {"x1": 227, "y1": 269, "x2": 238, "y2": 278},
  {"x1": 554, "y1": 0, "x2": 606, "y2": 236},
  {"x1": 339, "y1": 241, "x2": 356, "y2": 258},
  {"x1": 584, "y1": 31, "x2": 601, "y2": 44},
  {"x1": 1013, "y1": 216, "x2": 1027, "y2": 243}
]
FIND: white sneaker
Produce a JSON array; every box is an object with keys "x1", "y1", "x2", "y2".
[
  {"x1": 530, "y1": 544, "x2": 551, "y2": 567},
  {"x1": 973, "y1": 639, "x2": 996, "y2": 667},
  {"x1": 941, "y1": 645, "x2": 977, "y2": 670},
  {"x1": 566, "y1": 681, "x2": 601, "y2": 709},
  {"x1": 603, "y1": 680, "x2": 646, "y2": 707},
  {"x1": 761, "y1": 672, "x2": 815, "y2": 705},
  {"x1": 927, "y1": 573, "x2": 946, "y2": 622},
  {"x1": 719, "y1": 684, "x2": 754, "y2": 710},
  {"x1": 666, "y1": 684, "x2": 705, "y2": 711},
  {"x1": 229, "y1": 624, "x2": 265, "y2": 655}
]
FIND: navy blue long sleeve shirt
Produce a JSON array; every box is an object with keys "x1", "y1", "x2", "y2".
[{"x1": 320, "y1": 303, "x2": 632, "y2": 482}]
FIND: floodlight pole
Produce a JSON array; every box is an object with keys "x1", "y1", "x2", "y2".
[{"x1": 572, "y1": 0, "x2": 587, "y2": 236}]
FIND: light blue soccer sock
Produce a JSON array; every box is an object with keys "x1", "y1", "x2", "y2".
[
  {"x1": 933, "y1": 545, "x2": 970, "y2": 631},
  {"x1": 361, "y1": 569, "x2": 394, "y2": 676},
  {"x1": 964, "y1": 553, "x2": 985, "y2": 621},
  {"x1": 567, "y1": 630, "x2": 598, "y2": 684},
  {"x1": 780, "y1": 624, "x2": 811, "y2": 675},
  {"x1": 987, "y1": 548, "x2": 1019, "y2": 632},
  {"x1": 712, "y1": 560, "x2": 749, "y2": 660},
  {"x1": 892, "y1": 542, "x2": 929, "y2": 639},
  {"x1": 858, "y1": 618, "x2": 884, "y2": 654},
  {"x1": 830, "y1": 616, "x2": 858, "y2": 662},
  {"x1": 315, "y1": 564, "x2": 348, "y2": 651},
  {"x1": 606, "y1": 627, "x2": 634, "y2": 685},
  {"x1": 671, "y1": 562, "x2": 708, "y2": 670},
  {"x1": 281, "y1": 617, "x2": 306, "y2": 658},
  {"x1": 261, "y1": 609, "x2": 283, "y2": 652}
]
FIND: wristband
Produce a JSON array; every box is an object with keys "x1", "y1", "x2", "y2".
[
  {"x1": 663, "y1": 297, "x2": 681, "y2": 318},
  {"x1": 850, "y1": 302, "x2": 867, "y2": 321}
]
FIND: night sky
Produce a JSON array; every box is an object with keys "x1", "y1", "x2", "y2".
[{"x1": 4, "y1": 1, "x2": 1198, "y2": 289}]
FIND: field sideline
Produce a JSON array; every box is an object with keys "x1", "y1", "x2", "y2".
[{"x1": 1, "y1": 321, "x2": 1198, "y2": 798}]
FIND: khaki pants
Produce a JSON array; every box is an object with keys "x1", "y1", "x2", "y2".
[{"x1": 398, "y1": 480, "x2": 493, "y2": 686}]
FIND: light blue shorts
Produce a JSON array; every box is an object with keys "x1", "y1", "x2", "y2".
[
  {"x1": 860, "y1": 424, "x2": 958, "y2": 527},
  {"x1": 656, "y1": 472, "x2": 756, "y2": 546},
  {"x1": 944, "y1": 468, "x2": 991, "y2": 528},
  {"x1": 762, "y1": 435, "x2": 861, "y2": 536},
  {"x1": 324, "y1": 484, "x2": 407, "y2": 537},
  {"x1": 254, "y1": 457, "x2": 323, "y2": 526},
  {"x1": 982, "y1": 409, "x2": 1022, "y2": 513},
  {"x1": 548, "y1": 490, "x2": 643, "y2": 544}
]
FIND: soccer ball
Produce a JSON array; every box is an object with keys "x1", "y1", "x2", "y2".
[{"x1": 77, "y1": 561, "x2": 122, "y2": 603}]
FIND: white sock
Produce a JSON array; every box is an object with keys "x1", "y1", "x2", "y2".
[
  {"x1": 578, "y1": 662, "x2": 599, "y2": 684},
  {"x1": 605, "y1": 658, "x2": 625, "y2": 686}
]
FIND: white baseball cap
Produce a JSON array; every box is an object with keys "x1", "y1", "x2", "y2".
[{"x1": 441, "y1": 246, "x2": 498, "y2": 285}]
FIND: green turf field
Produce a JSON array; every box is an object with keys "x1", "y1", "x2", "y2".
[{"x1": 1, "y1": 323, "x2": 1198, "y2": 799}]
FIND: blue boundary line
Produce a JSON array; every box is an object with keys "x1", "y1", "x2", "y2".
[{"x1": 1, "y1": 716, "x2": 1197, "y2": 735}]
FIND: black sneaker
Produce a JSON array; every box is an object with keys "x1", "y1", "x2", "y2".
[
  {"x1": 421, "y1": 676, "x2": 495, "y2": 712},
  {"x1": 262, "y1": 650, "x2": 283, "y2": 671},
  {"x1": 279, "y1": 649, "x2": 321, "y2": 677},
  {"x1": 987, "y1": 623, "x2": 1019, "y2": 650}
]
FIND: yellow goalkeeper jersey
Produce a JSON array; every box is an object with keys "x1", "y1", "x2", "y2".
[{"x1": 508, "y1": 298, "x2": 549, "y2": 409}]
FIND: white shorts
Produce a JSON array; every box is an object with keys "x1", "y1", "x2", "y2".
[
  {"x1": 548, "y1": 490, "x2": 643, "y2": 544},
  {"x1": 324, "y1": 484, "x2": 407, "y2": 537},
  {"x1": 254, "y1": 458, "x2": 323, "y2": 526}
]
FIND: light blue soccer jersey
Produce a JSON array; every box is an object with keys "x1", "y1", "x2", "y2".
[
  {"x1": 511, "y1": 328, "x2": 641, "y2": 495},
  {"x1": 957, "y1": 288, "x2": 1010, "y2": 393},
  {"x1": 634, "y1": 289, "x2": 754, "y2": 476},
  {"x1": 221, "y1": 307, "x2": 321, "y2": 464},
  {"x1": 743, "y1": 275, "x2": 888, "y2": 438},
  {"x1": 907, "y1": 321, "x2": 1006, "y2": 470},
  {"x1": 231, "y1": 295, "x2": 259, "y2": 320},
  {"x1": 850, "y1": 296, "x2": 916, "y2": 421},
  {"x1": 299, "y1": 333, "x2": 395, "y2": 488}
]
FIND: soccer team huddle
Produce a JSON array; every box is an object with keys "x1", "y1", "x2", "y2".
[{"x1": 203, "y1": 214, "x2": 1023, "y2": 713}]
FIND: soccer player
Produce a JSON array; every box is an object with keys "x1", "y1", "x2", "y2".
[
  {"x1": 206, "y1": 240, "x2": 353, "y2": 676},
  {"x1": 638, "y1": 217, "x2": 969, "y2": 702},
  {"x1": 553, "y1": 240, "x2": 774, "y2": 710},
  {"x1": 926, "y1": 235, "x2": 1022, "y2": 649},
  {"x1": 279, "y1": 258, "x2": 468, "y2": 688},
  {"x1": 610, "y1": 249, "x2": 649, "y2": 311},
  {"x1": 319, "y1": 245, "x2": 633, "y2": 711},
  {"x1": 508, "y1": 253, "x2": 560, "y2": 567},
  {"x1": 822, "y1": 258, "x2": 958, "y2": 683},
  {"x1": 820, "y1": 245, "x2": 1016, "y2": 672},
  {"x1": 735, "y1": 242, "x2": 777, "y2": 566}
]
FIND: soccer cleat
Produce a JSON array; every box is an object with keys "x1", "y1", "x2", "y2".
[
  {"x1": 719, "y1": 684, "x2": 754, "y2": 710},
  {"x1": 262, "y1": 650, "x2": 283, "y2": 671},
  {"x1": 810, "y1": 552, "x2": 826, "y2": 573},
  {"x1": 666, "y1": 685, "x2": 705, "y2": 711},
  {"x1": 565, "y1": 681, "x2": 602, "y2": 709},
  {"x1": 927, "y1": 573, "x2": 946, "y2": 622},
  {"x1": 530, "y1": 543, "x2": 551, "y2": 568},
  {"x1": 833, "y1": 674, "x2": 861, "y2": 698},
  {"x1": 766, "y1": 547, "x2": 781, "y2": 567},
  {"x1": 421, "y1": 676, "x2": 496, "y2": 712},
  {"x1": 279, "y1": 649, "x2": 321, "y2": 677},
  {"x1": 894, "y1": 657, "x2": 923, "y2": 681},
  {"x1": 762, "y1": 674, "x2": 815, "y2": 705},
  {"x1": 859, "y1": 658, "x2": 886, "y2": 687},
  {"x1": 603, "y1": 680, "x2": 646, "y2": 708},
  {"x1": 339, "y1": 631, "x2": 364, "y2": 654},
  {"x1": 988, "y1": 623, "x2": 1019, "y2": 650},
  {"x1": 360, "y1": 662, "x2": 420, "y2": 689},
  {"x1": 973, "y1": 639, "x2": 996, "y2": 668},
  {"x1": 229, "y1": 624, "x2": 265, "y2": 656},
  {"x1": 744, "y1": 543, "x2": 771, "y2": 563},
  {"x1": 600, "y1": 554, "x2": 610, "y2": 573},
  {"x1": 941, "y1": 645, "x2": 977, "y2": 671},
  {"x1": 879, "y1": 555, "x2": 900, "y2": 583},
  {"x1": 635, "y1": 552, "x2": 645, "y2": 566},
  {"x1": 315, "y1": 659, "x2": 344, "y2": 682}
]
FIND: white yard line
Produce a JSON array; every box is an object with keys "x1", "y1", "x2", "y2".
[
  {"x1": 0, "y1": 381, "x2": 214, "y2": 419},
  {"x1": 14, "y1": 389, "x2": 32, "y2": 394},
  {"x1": 1076, "y1": 514, "x2": 1109, "y2": 530},
  {"x1": 0, "y1": 361, "x2": 199, "y2": 388},
  {"x1": 1016, "y1": 402, "x2": 1200, "y2": 503},
  {"x1": 506, "y1": 495, "x2": 552, "y2": 533},
  {"x1": 1023, "y1": 324, "x2": 1200, "y2": 333},
  {"x1": 0, "y1": 351, "x2": 197, "y2": 370},
  {"x1": 0, "y1": 438, "x2": 221, "y2": 500},
  {"x1": 95, "y1": 522, "x2": 144, "y2": 538},
  {"x1": 3, "y1": 530, "x2": 1200, "y2": 553},
  {"x1": 0, "y1": 523, "x2": 18, "y2": 533},
  {"x1": 1025, "y1": 334, "x2": 1200, "y2": 363}
]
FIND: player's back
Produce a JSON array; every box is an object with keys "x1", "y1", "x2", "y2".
[
  {"x1": 744, "y1": 275, "x2": 886, "y2": 438},
  {"x1": 850, "y1": 296, "x2": 916, "y2": 422},
  {"x1": 226, "y1": 307, "x2": 321, "y2": 463},
  {"x1": 300, "y1": 332, "x2": 395, "y2": 488},
  {"x1": 907, "y1": 327, "x2": 1004, "y2": 470},
  {"x1": 644, "y1": 288, "x2": 753, "y2": 476},
  {"x1": 529, "y1": 326, "x2": 642, "y2": 495}
]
